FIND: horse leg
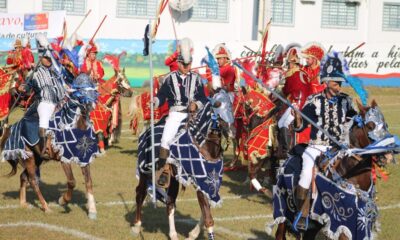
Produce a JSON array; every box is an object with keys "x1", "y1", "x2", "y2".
[
  {"x1": 196, "y1": 191, "x2": 215, "y2": 240},
  {"x1": 275, "y1": 223, "x2": 287, "y2": 240},
  {"x1": 58, "y1": 162, "x2": 76, "y2": 206},
  {"x1": 167, "y1": 176, "x2": 179, "y2": 240},
  {"x1": 25, "y1": 156, "x2": 50, "y2": 212},
  {"x1": 131, "y1": 173, "x2": 147, "y2": 236},
  {"x1": 97, "y1": 133, "x2": 106, "y2": 154},
  {"x1": 19, "y1": 170, "x2": 29, "y2": 208},
  {"x1": 81, "y1": 164, "x2": 97, "y2": 220}
]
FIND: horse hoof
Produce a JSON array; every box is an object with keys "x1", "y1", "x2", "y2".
[
  {"x1": 88, "y1": 212, "x2": 97, "y2": 220},
  {"x1": 58, "y1": 196, "x2": 67, "y2": 206},
  {"x1": 44, "y1": 208, "x2": 52, "y2": 214},
  {"x1": 169, "y1": 232, "x2": 179, "y2": 240},
  {"x1": 131, "y1": 226, "x2": 141, "y2": 237},
  {"x1": 20, "y1": 202, "x2": 32, "y2": 209}
]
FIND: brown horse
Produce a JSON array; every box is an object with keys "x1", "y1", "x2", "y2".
[
  {"x1": 91, "y1": 68, "x2": 132, "y2": 153},
  {"x1": 132, "y1": 100, "x2": 229, "y2": 240},
  {"x1": 0, "y1": 86, "x2": 99, "y2": 219},
  {"x1": 274, "y1": 100, "x2": 395, "y2": 240}
]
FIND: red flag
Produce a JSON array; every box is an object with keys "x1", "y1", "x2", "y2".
[{"x1": 257, "y1": 19, "x2": 271, "y2": 78}]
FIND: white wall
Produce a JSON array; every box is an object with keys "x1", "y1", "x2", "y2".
[{"x1": 5, "y1": 0, "x2": 256, "y2": 41}]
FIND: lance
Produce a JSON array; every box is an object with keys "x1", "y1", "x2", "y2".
[
  {"x1": 148, "y1": 20, "x2": 157, "y2": 208},
  {"x1": 72, "y1": 9, "x2": 92, "y2": 37},
  {"x1": 233, "y1": 61, "x2": 347, "y2": 149},
  {"x1": 88, "y1": 15, "x2": 107, "y2": 45}
]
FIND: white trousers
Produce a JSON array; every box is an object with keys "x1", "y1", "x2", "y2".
[
  {"x1": 298, "y1": 145, "x2": 329, "y2": 189},
  {"x1": 161, "y1": 111, "x2": 187, "y2": 149},
  {"x1": 278, "y1": 108, "x2": 294, "y2": 129},
  {"x1": 37, "y1": 101, "x2": 56, "y2": 129}
]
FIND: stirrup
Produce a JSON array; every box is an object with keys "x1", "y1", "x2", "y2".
[
  {"x1": 293, "y1": 211, "x2": 309, "y2": 232},
  {"x1": 155, "y1": 165, "x2": 171, "y2": 189}
]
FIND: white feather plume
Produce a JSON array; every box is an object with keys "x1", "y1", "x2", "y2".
[
  {"x1": 36, "y1": 34, "x2": 49, "y2": 48},
  {"x1": 78, "y1": 43, "x2": 89, "y2": 67},
  {"x1": 179, "y1": 37, "x2": 193, "y2": 64}
]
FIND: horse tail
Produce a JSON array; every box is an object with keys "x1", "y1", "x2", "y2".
[
  {"x1": 128, "y1": 95, "x2": 140, "y2": 117},
  {"x1": 113, "y1": 101, "x2": 123, "y2": 141},
  {"x1": 5, "y1": 159, "x2": 18, "y2": 177}
]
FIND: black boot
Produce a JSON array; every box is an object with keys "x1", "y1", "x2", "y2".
[
  {"x1": 156, "y1": 148, "x2": 170, "y2": 188},
  {"x1": 278, "y1": 127, "x2": 290, "y2": 159},
  {"x1": 39, "y1": 128, "x2": 50, "y2": 160}
]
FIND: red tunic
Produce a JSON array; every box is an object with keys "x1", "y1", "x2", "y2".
[
  {"x1": 165, "y1": 51, "x2": 179, "y2": 72},
  {"x1": 205, "y1": 63, "x2": 236, "y2": 93},
  {"x1": 21, "y1": 47, "x2": 35, "y2": 70},
  {"x1": 282, "y1": 67, "x2": 312, "y2": 109},
  {"x1": 302, "y1": 65, "x2": 325, "y2": 94},
  {"x1": 81, "y1": 59, "x2": 104, "y2": 81}
]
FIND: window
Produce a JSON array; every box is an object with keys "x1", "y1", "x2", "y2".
[
  {"x1": 189, "y1": 0, "x2": 229, "y2": 22},
  {"x1": 116, "y1": 0, "x2": 157, "y2": 18},
  {"x1": 42, "y1": 0, "x2": 86, "y2": 15},
  {"x1": 383, "y1": 2, "x2": 400, "y2": 31},
  {"x1": 271, "y1": 0, "x2": 294, "y2": 26},
  {"x1": 321, "y1": 0, "x2": 358, "y2": 29},
  {"x1": 0, "y1": 0, "x2": 6, "y2": 12}
]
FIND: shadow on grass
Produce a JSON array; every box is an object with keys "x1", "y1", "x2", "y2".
[
  {"x1": 120, "y1": 149, "x2": 138, "y2": 156},
  {"x1": 2, "y1": 180, "x2": 88, "y2": 213}
]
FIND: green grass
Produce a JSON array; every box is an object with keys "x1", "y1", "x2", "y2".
[
  {"x1": 0, "y1": 87, "x2": 399, "y2": 239},
  {"x1": 103, "y1": 66, "x2": 169, "y2": 87}
]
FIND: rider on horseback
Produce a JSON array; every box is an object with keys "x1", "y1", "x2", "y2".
[
  {"x1": 292, "y1": 52, "x2": 357, "y2": 229},
  {"x1": 154, "y1": 38, "x2": 208, "y2": 187},
  {"x1": 19, "y1": 35, "x2": 67, "y2": 159}
]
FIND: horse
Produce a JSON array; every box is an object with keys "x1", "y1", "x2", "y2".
[
  {"x1": 90, "y1": 68, "x2": 132, "y2": 153},
  {"x1": 272, "y1": 100, "x2": 398, "y2": 240},
  {"x1": 0, "y1": 74, "x2": 99, "y2": 219},
  {"x1": 132, "y1": 90, "x2": 232, "y2": 240},
  {"x1": 236, "y1": 87, "x2": 279, "y2": 194}
]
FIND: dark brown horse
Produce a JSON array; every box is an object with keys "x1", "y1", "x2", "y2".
[
  {"x1": 274, "y1": 100, "x2": 395, "y2": 240},
  {"x1": 132, "y1": 99, "x2": 230, "y2": 240},
  {"x1": 0, "y1": 91, "x2": 98, "y2": 219}
]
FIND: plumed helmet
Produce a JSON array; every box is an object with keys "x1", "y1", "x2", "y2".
[
  {"x1": 177, "y1": 37, "x2": 193, "y2": 64},
  {"x1": 212, "y1": 43, "x2": 232, "y2": 60},
  {"x1": 320, "y1": 51, "x2": 349, "y2": 83},
  {"x1": 14, "y1": 39, "x2": 22, "y2": 48},
  {"x1": 301, "y1": 42, "x2": 325, "y2": 62},
  {"x1": 70, "y1": 73, "x2": 99, "y2": 104},
  {"x1": 36, "y1": 34, "x2": 53, "y2": 58}
]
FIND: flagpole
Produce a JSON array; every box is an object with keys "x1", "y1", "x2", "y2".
[{"x1": 148, "y1": 20, "x2": 157, "y2": 208}]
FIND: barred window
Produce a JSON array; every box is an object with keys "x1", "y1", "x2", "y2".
[
  {"x1": 271, "y1": 0, "x2": 294, "y2": 26},
  {"x1": 0, "y1": 0, "x2": 6, "y2": 12},
  {"x1": 42, "y1": 0, "x2": 86, "y2": 16},
  {"x1": 190, "y1": 0, "x2": 228, "y2": 22},
  {"x1": 383, "y1": 2, "x2": 400, "y2": 31},
  {"x1": 116, "y1": 0, "x2": 157, "y2": 18},
  {"x1": 321, "y1": 0, "x2": 358, "y2": 29}
]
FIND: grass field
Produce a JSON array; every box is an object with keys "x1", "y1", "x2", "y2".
[
  {"x1": 0, "y1": 87, "x2": 399, "y2": 240},
  {"x1": 103, "y1": 66, "x2": 169, "y2": 87}
]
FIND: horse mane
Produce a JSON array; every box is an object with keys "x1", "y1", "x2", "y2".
[{"x1": 98, "y1": 75, "x2": 117, "y2": 96}]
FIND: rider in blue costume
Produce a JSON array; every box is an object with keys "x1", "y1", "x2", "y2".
[
  {"x1": 19, "y1": 35, "x2": 67, "y2": 159},
  {"x1": 293, "y1": 52, "x2": 357, "y2": 229},
  {"x1": 154, "y1": 38, "x2": 208, "y2": 187}
]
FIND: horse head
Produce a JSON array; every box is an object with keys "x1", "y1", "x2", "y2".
[
  {"x1": 329, "y1": 99, "x2": 396, "y2": 190},
  {"x1": 115, "y1": 68, "x2": 133, "y2": 97}
]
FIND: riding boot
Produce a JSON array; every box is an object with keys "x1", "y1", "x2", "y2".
[
  {"x1": 294, "y1": 185, "x2": 309, "y2": 231},
  {"x1": 277, "y1": 127, "x2": 290, "y2": 159},
  {"x1": 39, "y1": 127, "x2": 50, "y2": 160},
  {"x1": 156, "y1": 148, "x2": 170, "y2": 188}
]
